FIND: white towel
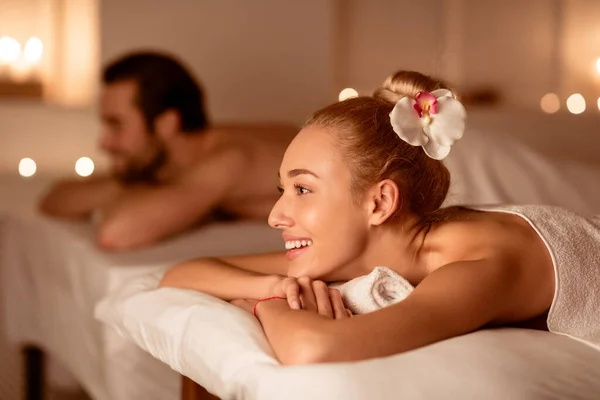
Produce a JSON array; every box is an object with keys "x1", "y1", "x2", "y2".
[
  {"x1": 473, "y1": 205, "x2": 600, "y2": 350},
  {"x1": 330, "y1": 266, "x2": 414, "y2": 315}
]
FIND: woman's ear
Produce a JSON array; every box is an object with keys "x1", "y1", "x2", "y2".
[
  {"x1": 154, "y1": 109, "x2": 181, "y2": 140},
  {"x1": 366, "y1": 179, "x2": 401, "y2": 226}
]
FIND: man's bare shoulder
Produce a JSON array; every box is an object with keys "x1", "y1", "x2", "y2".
[
  {"x1": 212, "y1": 123, "x2": 298, "y2": 143},
  {"x1": 180, "y1": 147, "x2": 249, "y2": 185},
  {"x1": 167, "y1": 124, "x2": 294, "y2": 212}
]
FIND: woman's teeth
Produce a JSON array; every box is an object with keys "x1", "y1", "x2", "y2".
[{"x1": 285, "y1": 240, "x2": 313, "y2": 250}]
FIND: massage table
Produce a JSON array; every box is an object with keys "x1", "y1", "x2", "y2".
[
  {"x1": 97, "y1": 263, "x2": 600, "y2": 400},
  {"x1": 2, "y1": 110, "x2": 600, "y2": 399}
]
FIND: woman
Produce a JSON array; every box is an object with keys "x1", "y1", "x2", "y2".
[{"x1": 159, "y1": 70, "x2": 599, "y2": 365}]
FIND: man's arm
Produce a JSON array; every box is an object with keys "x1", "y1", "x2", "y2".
[
  {"x1": 97, "y1": 149, "x2": 246, "y2": 251},
  {"x1": 39, "y1": 176, "x2": 123, "y2": 218}
]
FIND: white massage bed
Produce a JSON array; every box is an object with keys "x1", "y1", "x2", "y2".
[
  {"x1": 2, "y1": 110, "x2": 600, "y2": 400},
  {"x1": 0, "y1": 182, "x2": 283, "y2": 400},
  {"x1": 99, "y1": 275, "x2": 600, "y2": 400}
]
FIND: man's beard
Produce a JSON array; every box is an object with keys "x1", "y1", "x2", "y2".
[{"x1": 113, "y1": 146, "x2": 167, "y2": 184}]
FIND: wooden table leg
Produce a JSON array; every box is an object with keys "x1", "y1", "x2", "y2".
[
  {"x1": 181, "y1": 375, "x2": 220, "y2": 400},
  {"x1": 23, "y1": 345, "x2": 45, "y2": 400}
]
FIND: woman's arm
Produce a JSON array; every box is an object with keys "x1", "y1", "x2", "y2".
[
  {"x1": 256, "y1": 257, "x2": 550, "y2": 365},
  {"x1": 158, "y1": 252, "x2": 289, "y2": 301},
  {"x1": 251, "y1": 280, "x2": 350, "y2": 365}
]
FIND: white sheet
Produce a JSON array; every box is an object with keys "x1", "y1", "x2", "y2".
[
  {"x1": 97, "y1": 271, "x2": 600, "y2": 400},
  {"x1": 0, "y1": 190, "x2": 283, "y2": 400},
  {"x1": 264, "y1": 328, "x2": 600, "y2": 400}
]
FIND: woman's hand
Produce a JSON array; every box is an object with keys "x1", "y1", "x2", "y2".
[
  {"x1": 271, "y1": 276, "x2": 302, "y2": 310},
  {"x1": 228, "y1": 276, "x2": 299, "y2": 314},
  {"x1": 230, "y1": 298, "x2": 258, "y2": 314},
  {"x1": 296, "y1": 278, "x2": 352, "y2": 319},
  {"x1": 232, "y1": 276, "x2": 352, "y2": 319},
  {"x1": 269, "y1": 276, "x2": 352, "y2": 318}
]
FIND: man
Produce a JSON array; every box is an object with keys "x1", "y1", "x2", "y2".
[{"x1": 39, "y1": 52, "x2": 296, "y2": 251}]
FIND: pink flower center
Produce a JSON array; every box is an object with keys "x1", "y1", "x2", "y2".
[{"x1": 413, "y1": 91, "x2": 438, "y2": 119}]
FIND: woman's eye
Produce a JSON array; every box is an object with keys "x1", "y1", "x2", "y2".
[
  {"x1": 277, "y1": 186, "x2": 284, "y2": 194},
  {"x1": 294, "y1": 185, "x2": 310, "y2": 195}
]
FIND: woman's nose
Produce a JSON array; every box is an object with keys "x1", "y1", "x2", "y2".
[{"x1": 268, "y1": 197, "x2": 294, "y2": 229}]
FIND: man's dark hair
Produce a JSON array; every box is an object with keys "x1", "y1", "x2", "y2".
[{"x1": 103, "y1": 51, "x2": 208, "y2": 133}]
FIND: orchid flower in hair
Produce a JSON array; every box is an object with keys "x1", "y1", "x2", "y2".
[{"x1": 389, "y1": 89, "x2": 466, "y2": 160}]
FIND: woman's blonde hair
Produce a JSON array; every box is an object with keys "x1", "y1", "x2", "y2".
[
  {"x1": 373, "y1": 70, "x2": 453, "y2": 104},
  {"x1": 305, "y1": 70, "x2": 454, "y2": 220}
]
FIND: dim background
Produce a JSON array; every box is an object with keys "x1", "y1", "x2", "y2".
[
  {"x1": 1, "y1": 0, "x2": 599, "y2": 178},
  {"x1": 1, "y1": 1, "x2": 599, "y2": 398}
]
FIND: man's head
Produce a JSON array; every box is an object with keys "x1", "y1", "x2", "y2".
[{"x1": 100, "y1": 52, "x2": 208, "y2": 182}]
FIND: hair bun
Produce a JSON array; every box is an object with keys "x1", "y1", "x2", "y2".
[
  {"x1": 372, "y1": 87, "x2": 405, "y2": 106},
  {"x1": 372, "y1": 70, "x2": 453, "y2": 106}
]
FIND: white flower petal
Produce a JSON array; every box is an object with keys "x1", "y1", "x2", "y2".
[
  {"x1": 431, "y1": 89, "x2": 454, "y2": 100},
  {"x1": 422, "y1": 140, "x2": 452, "y2": 160},
  {"x1": 427, "y1": 97, "x2": 467, "y2": 147},
  {"x1": 390, "y1": 97, "x2": 428, "y2": 146}
]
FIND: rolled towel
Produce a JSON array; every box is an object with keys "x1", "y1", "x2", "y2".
[{"x1": 330, "y1": 266, "x2": 414, "y2": 315}]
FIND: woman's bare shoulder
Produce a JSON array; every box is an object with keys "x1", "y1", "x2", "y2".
[
  {"x1": 421, "y1": 208, "x2": 555, "y2": 324},
  {"x1": 429, "y1": 206, "x2": 546, "y2": 263}
]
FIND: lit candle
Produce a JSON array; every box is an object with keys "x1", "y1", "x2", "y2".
[
  {"x1": 566, "y1": 94, "x2": 586, "y2": 114},
  {"x1": 0, "y1": 36, "x2": 21, "y2": 80},
  {"x1": 18, "y1": 158, "x2": 37, "y2": 178},
  {"x1": 339, "y1": 88, "x2": 359, "y2": 101},
  {"x1": 23, "y1": 37, "x2": 43, "y2": 81},
  {"x1": 75, "y1": 157, "x2": 95, "y2": 177},
  {"x1": 540, "y1": 93, "x2": 560, "y2": 114}
]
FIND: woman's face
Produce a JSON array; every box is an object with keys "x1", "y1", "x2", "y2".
[{"x1": 268, "y1": 125, "x2": 371, "y2": 280}]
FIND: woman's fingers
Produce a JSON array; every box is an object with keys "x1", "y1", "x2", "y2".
[
  {"x1": 313, "y1": 281, "x2": 334, "y2": 318},
  {"x1": 289, "y1": 278, "x2": 351, "y2": 319},
  {"x1": 284, "y1": 279, "x2": 301, "y2": 310},
  {"x1": 297, "y1": 276, "x2": 317, "y2": 311},
  {"x1": 329, "y1": 288, "x2": 348, "y2": 319}
]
